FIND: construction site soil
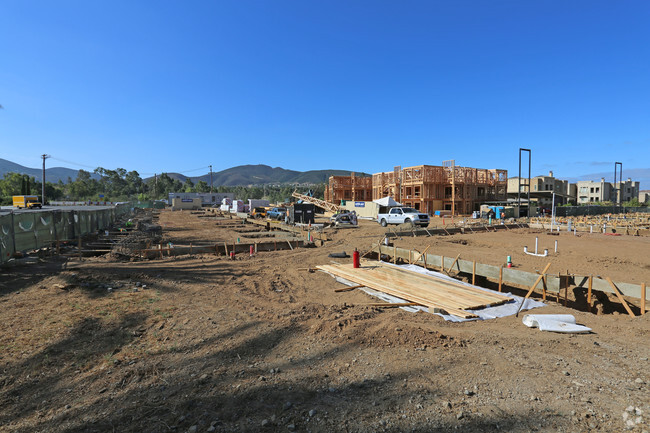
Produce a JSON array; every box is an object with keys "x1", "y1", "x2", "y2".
[{"x1": 0, "y1": 210, "x2": 648, "y2": 433}]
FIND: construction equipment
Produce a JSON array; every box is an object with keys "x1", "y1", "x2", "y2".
[
  {"x1": 292, "y1": 191, "x2": 343, "y2": 213},
  {"x1": 330, "y1": 210, "x2": 358, "y2": 227},
  {"x1": 12, "y1": 195, "x2": 42, "y2": 209}
]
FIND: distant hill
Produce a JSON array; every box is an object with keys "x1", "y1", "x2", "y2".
[
  {"x1": 151, "y1": 164, "x2": 366, "y2": 186},
  {"x1": 0, "y1": 158, "x2": 100, "y2": 183},
  {"x1": 0, "y1": 159, "x2": 362, "y2": 186}
]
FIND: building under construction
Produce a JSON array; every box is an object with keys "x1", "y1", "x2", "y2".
[{"x1": 324, "y1": 164, "x2": 508, "y2": 215}]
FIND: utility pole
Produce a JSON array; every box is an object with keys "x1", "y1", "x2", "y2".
[
  {"x1": 209, "y1": 165, "x2": 213, "y2": 193},
  {"x1": 41, "y1": 154, "x2": 50, "y2": 205},
  {"x1": 154, "y1": 174, "x2": 157, "y2": 199}
]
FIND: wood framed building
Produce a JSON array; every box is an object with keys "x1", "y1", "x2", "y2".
[
  {"x1": 327, "y1": 164, "x2": 507, "y2": 215},
  {"x1": 324, "y1": 172, "x2": 373, "y2": 203}
]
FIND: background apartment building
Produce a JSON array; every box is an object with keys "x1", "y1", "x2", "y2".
[
  {"x1": 576, "y1": 178, "x2": 640, "y2": 204},
  {"x1": 506, "y1": 171, "x2": 575, "y2": 209},
  {"x1": 640, "y1": 190, "x2": 650, "y2": 204}
]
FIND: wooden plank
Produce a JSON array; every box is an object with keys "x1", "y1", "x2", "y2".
[
  {"x1": 366, "y1": 268, "x2": 500, "y2": 308},
  {"x1": 318, "y1": 264, "x2": 478, "y2": 318},
  {"x1": 324, "y1": 262, "x2": 508, "y2": 313},
  {"x1": 605, "y1": 277, "x2": 635, "y2": 317},
  {"x1": 587, "y1": 275, "x2": 594, "y2": 313},
  {"x1": 446, "y1": 254, "x2": 461, "y2": 274},
  {"x1": 368, "y1": 261, "x2": 511, "y2": 300},
  {"x1": 516, "y1": 263, "x2": 552, "y2": 317},
  {"x1": 366, "y1": 263, "x2": 510, "y2": 306},
  {"x1": 362, "y1": 302, "x2": 422, "y2": 308},
  {"x1": 498, "y1": 267, "x2": 503, "y2": 292},
  {"x1": 335, "y1": 284, "x2": 365, "y2": 292},
  {"x1": 472, "y1": 261, "x2": 476, "y2": 286},
  {"x1": 413, "y1": 245, "x2": 431, "y2": 264}
]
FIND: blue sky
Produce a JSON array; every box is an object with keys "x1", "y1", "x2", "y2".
[{"x1": 1, "y1": 1, "x2": 649, "y2": 185}]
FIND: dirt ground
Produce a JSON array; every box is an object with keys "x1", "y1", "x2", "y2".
[{"x1": 0, "y1": 209, "x2": 648, "y2": 433}]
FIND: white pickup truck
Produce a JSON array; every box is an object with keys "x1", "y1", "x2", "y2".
[{"x1": 377, "y1": 207, "x2": 429, "y2": 227}]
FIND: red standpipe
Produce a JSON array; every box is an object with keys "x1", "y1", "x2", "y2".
[{"x1": 353, "y1": 249, "x2": 360, "y2": 268}]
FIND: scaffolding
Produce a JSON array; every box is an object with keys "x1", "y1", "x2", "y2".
[{"x1": 327, "y1": 165, "x2": 507, "y2": 215}]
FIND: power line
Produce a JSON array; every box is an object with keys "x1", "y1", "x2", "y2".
[
  {"x1": 49, "y1": 157, "x2": 97, "y2": 170},
  {"x1": 49, "y1": 157, "x2": 210, "y2": 177}
]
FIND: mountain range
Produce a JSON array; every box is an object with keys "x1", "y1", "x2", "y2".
[
  {"x1": 0, "y1": 158, "x2": 100, "y2": 183},
  {"x1": 0, "y1": 158, "x2": 361, "y2": 186},
  {"x1": 2, "y1": 158, "x2": 645, "y2": 189},
  {"x1": 156, "y1": 165, "x2": 367, "y2": 186}
]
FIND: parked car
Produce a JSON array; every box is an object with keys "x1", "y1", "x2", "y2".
[
  {"x1": 377, "y1": 207, "x2": 429, "y2": 227},
  {"x1": 267, "y1": 207, "x2": 287, "y2": 221}
]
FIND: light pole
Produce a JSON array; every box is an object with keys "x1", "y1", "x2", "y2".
[
  {"x1": 209, "y1": 165, "x2": 213, "y2": 193},
  {"x1": 614, "y1": 162, "x2": 622, "y2": 208},
  {"x1": 518, "y1": 148, "x2": 532, "y2": 217},
  {"x1": 41, "y1": 154, "x2": 50, "y2": 205}
]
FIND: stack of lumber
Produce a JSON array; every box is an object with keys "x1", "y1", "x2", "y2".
[{"x1": 317, "y1": 261, "x2": 512, "y2": 319}]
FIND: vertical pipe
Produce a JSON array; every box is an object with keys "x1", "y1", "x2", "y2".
[
  {"x1": 535, "y1": 237, "x2": 538, "y2": 254},
  {"x1": 641, "y1": 283, "x2": 646, "y2": 316}
]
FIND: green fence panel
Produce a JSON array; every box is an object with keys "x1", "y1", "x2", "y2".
[
  {"x1": 1, "y1": 206, "x2": 132, "y2": 263},
  {"x1": 34, "y1": 212, "x2": 55, "y2": 245},
  {"x1": 0, "y1": 214, "x2": 15, "y2": 264},
  {"x1": 14, "y1": 213, "x2": 38, "y2": 252}
]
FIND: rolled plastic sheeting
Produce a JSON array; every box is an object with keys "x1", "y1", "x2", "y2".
[{"x1": 522, "y1": 314, "x2": 592, "y2": 333}]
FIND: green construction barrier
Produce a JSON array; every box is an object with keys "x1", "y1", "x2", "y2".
[{"x1": 0, "y1": 205, "x2": 132, "y2": 264}]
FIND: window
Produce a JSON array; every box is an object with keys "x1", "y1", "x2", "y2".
[
  {"x1": 590, "y1": 188, "x2": 594, "y2": 193},
  {"x1": 389, "y1": 208, "x2": 401, "y2": 215}
]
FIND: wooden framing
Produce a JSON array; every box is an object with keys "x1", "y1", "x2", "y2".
[
  {"x1": 326, "y1": 164, "x2": 507, "y2": 214},
  {"x1": 324, "y1": 172, "x2": 373, "y2": 204}
]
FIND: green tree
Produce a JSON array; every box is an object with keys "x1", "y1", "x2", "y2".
[
  {"x1": 623, "y1": 198, "x2": 642, "y2": 207},
  {"x1": 194, "y1": 180, "x2": 209, "y2": 192}
]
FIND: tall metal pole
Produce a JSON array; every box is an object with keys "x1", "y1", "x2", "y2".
[
  {"x1": 41, "y1": 154, "x2": 50, "y2": 205},
  {"x1": 528, "y1": 149, "x2": 532, "y2": 218},
  {"x1": 614, "y1": 162, "x2": 622, "y2": 208},
  {"x1": 518, "y1": 148, "x2": 531, "y2": 217},
  {"x1": 518, "y1": 151, "x2": 521, "y2": 213},
  {"x1": 209, "y1": 165, "x2": 213, "y2": 193}
]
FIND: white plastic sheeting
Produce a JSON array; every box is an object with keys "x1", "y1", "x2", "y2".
[
  {"x1": 330, "y1": 262, "x2": 546, "y2": 322},
  {"x1": 522, "y1": 314, "x2": 592, "y2": 333}
]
